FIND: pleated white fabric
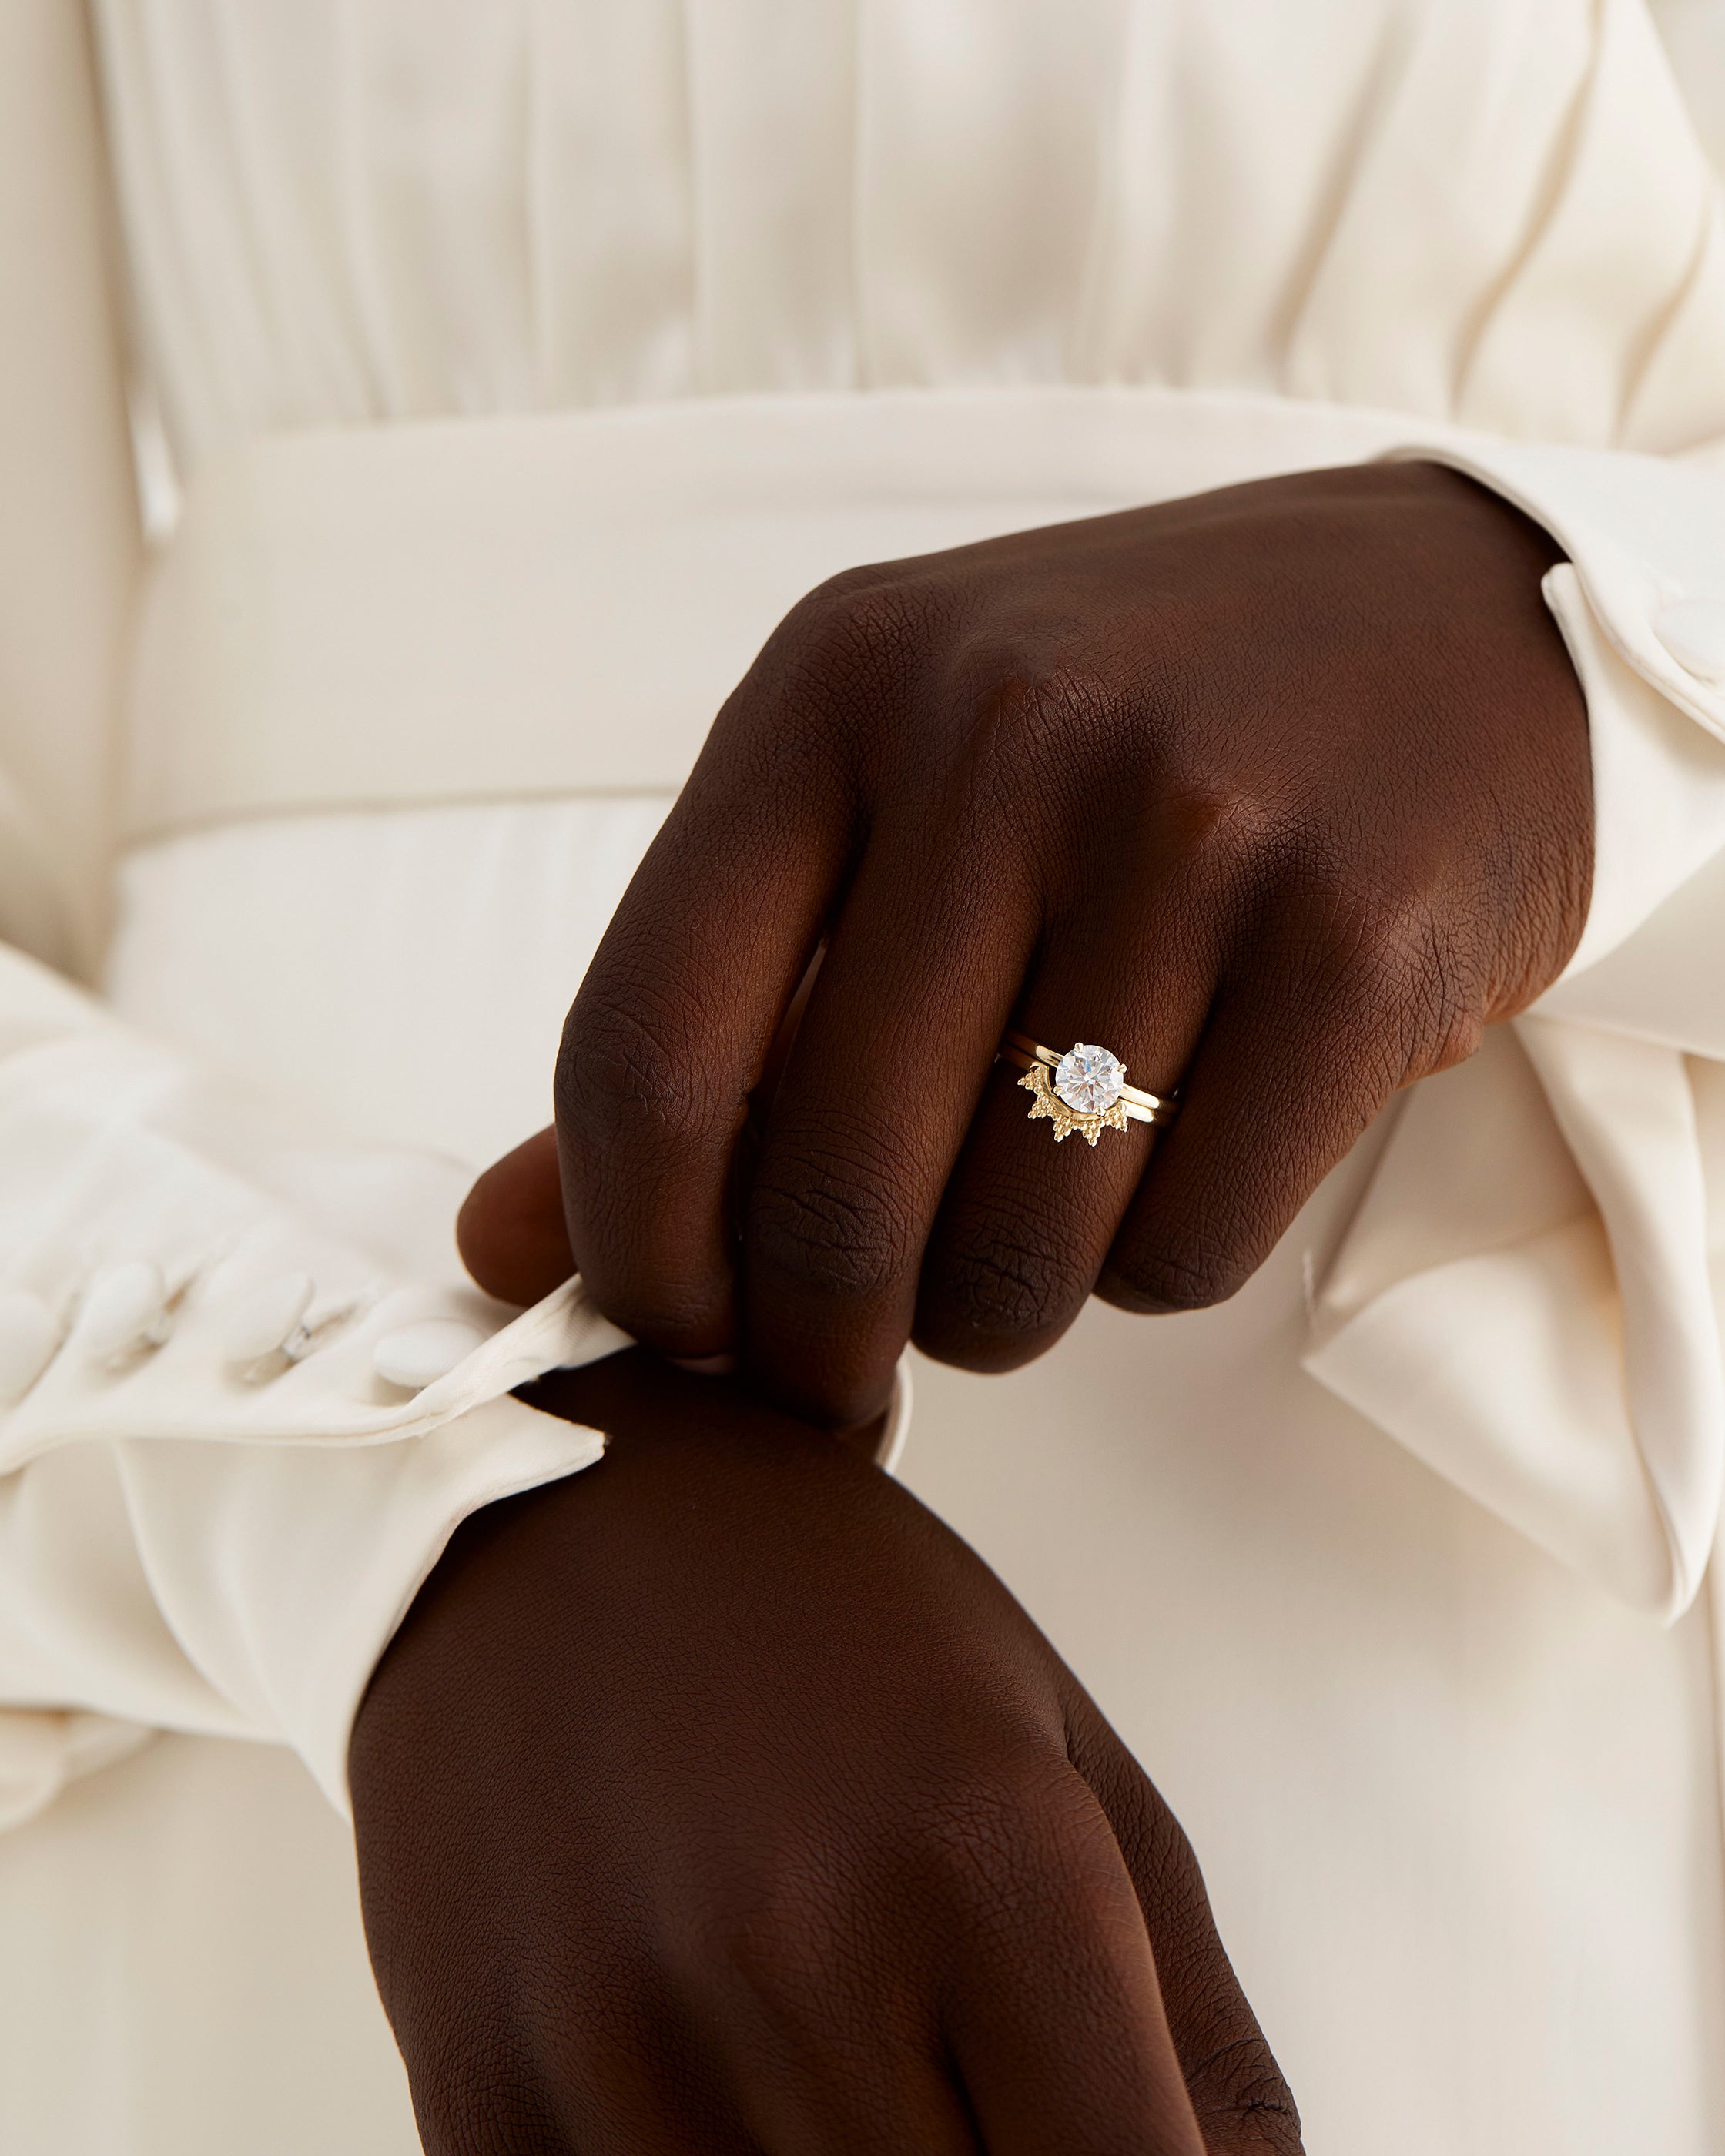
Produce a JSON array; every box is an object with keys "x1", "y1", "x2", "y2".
[{"x1": 89, "y1": 0, "x2": 1725, "y2": 470}]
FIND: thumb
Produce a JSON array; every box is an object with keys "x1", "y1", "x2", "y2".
[{"x1": 457, "y1": 1126, "x2": 574, "y2": 1306}]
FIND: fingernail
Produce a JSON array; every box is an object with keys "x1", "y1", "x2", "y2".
[{"x1": 666, "y1": 1352, "x2": 739, "y2": 1376}]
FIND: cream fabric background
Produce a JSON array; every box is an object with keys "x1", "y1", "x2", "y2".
[
  {"x1": 89, "y1": 0, "x2": 1725, "y2": 473},
  {"x1": 5, "y1": 2, "x2": 1725, "y2": 2150}
]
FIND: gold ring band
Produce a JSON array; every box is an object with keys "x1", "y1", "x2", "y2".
[{"x1": 998, "y1": 1032, "x2": 1179, "y2": 1147}]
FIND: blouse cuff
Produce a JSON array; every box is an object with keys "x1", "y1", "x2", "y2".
[
  {"x1": 1303, "y1": 433, "x2": 1725, "y2": 1619},
  {"x1": 114, "y1": 1390, "x2": 608, "y2": 1817},
  {"x1": 0, "y1": 939, "x2": 633, "y2": 1813},
  {"x1": 1382, "y1": 435, "x2": 1725, "y2": 976}
]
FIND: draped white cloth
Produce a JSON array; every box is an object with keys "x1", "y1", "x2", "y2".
[{"x1": 5, "y1": 0, "x2": 1725, "y2": 2148}]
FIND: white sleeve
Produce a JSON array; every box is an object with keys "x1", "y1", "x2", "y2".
[
  {"x1": 0, "y1": 941, "x2": 626, "y2": 1828},
  {"x1": 1307, "y1": 432, "x2": 1725, "y2": 1622},
  {"x1": 0, "y1": 6, "x2": 627, "y2": 1833},
  {"x1": 1392, "y1": 434, "x2": 1725, "y2": 985}
]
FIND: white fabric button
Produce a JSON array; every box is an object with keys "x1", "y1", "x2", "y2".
[
  {"x1": 77, "y1": 1261, "x2": 171, "y2": 1362},
  {"x1": 221, "y1": 1272, "x2": 316, "y2": 1364},
  {"x1": 373, "y1": 1319, "x2": 486, "y2": 1391},
  {"x1": 0, "y1": 1291, "x2": 58, "y2": 1404},
  {"x1": 1653, "y1": 596, "x2": 1725, "y2": 683}
]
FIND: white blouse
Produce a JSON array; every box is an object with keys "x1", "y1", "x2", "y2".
[
  {"x1": 3, "y1": 0, "x2": 1725, "y2": 1866},
  {"x1": 88, "y1": 0, "x2": 1725, "y2": 468}
]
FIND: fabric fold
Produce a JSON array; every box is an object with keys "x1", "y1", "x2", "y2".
[
  {"x1": 1304, "y1": 423, "x2": 1725, "y2": 1619},
  {"x1": 0, "y1": 936, "x2": 625, "y2": 1825},
  {"x1": 1306, "y1": 1021, "x2": 1722, "y2": 1619}
]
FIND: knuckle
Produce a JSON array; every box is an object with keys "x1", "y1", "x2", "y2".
[
  {"x1": 554, "y1": 981, "x2": 739, "y2": 1346},
  {"x1": 952, "y1": 658, "x2": 1113, "y2": 787},
  {"x1": 702, "y1": 1903, "x2": 831, "y2": 2029},
  {"x1": 1301, "y1": 877, "x2": 1486, "y2": 1077},
  {"x1": 773, "y1": 568, "x2": 928, "y2": 701},
  {"x1": 557, "y1": 978, "x2": 729, "y2": 1162},
  {"x1": 1429, "y1": 999, "x2": 1486, "y2": 1072},
  {"x1": 925, "y1": 657, "x2": 1137, "y2": 872},
  {"x1": 747, "y1": 1123, "x2": 919, "y2": 1306},
  {"x1": 922, "y1": 1754, "x2": 1104, "y2": 1920},
  {"x1": 1102, "y1": 1233, "x2": 1254, "y2": 1315},
  {"x1": 1187, "y1": 2036, "x2": 1304, "y2": 2154},
  {"x1": 732, "y1": 569, "x2": 944, "y2": 787},
  {"x1": 1154, "y1": 770, "x2": 1285, "y2": 890},
  {"x1": 1320, "y1": 888, "x2": 1430, "y2": 1017},
  {"x1": 682, "y1": 1834, "x2": 873, "y2": 2037},
  {"x1": 918, "y1": 1209, "x2": 1090, "y2": 1368}
]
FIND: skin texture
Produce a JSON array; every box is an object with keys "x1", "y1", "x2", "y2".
[
  {"x1": 425, "y1": 465, "x2": 1592, "y2": 2142},
  {"x1": 350, "y1": 1349, "x2": 1301, "y2": 2154},
  {"x1": 464, "y1": 460, "x2": 1592, "y2": 1423}
]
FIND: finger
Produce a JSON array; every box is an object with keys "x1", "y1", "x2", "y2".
[
  {"x1": 913, "y1": 873, "x2": 1213, "y2": 1374},
  {"x1": 1100, "y1": 890, "x2": 1439, "y2": 1314},
  {"x1": 457, "y1": 1126, "x2": 572, "y2": 1306},
  {"x1": 742, "y1": 810, "x2": 1040, "y2": 1424},
  {"x1": 555, "y1": 652, "x2": 861, "y2": 1361},
  {"x1": 1063, "y1": 1695, "x2": 1303, "y2": 2153},
  {"x1": 462, "y1": 936, "x2": 832, "y2": 1317},
  {"x1": 943, "y1": 1765, "x2": 1208, "y2": 2156}
]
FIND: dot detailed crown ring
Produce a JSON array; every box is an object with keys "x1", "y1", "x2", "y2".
[{"x1": 997, "y1": 1031, "x2": 1179, "y2": 1147}]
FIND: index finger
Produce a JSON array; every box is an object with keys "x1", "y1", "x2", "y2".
[{"x1": 555, "y1": 630, "x2": 864, "y2": 1359}]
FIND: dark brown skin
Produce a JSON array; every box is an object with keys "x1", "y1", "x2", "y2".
[
  {"x1": 465, "y1": 460, "x2": 1592, "y2": 1426},
  {"x1": 351, "y1": 1350, "x2": 1299, "y2": 2154},
  {"x1": 403, "y1": 464, "x2": 1591, "y2": 2145}
]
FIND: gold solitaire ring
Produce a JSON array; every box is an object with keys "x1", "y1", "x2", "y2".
[{"x1": 997, "y1": 1032, "x2": 1180, "y2": 1147}]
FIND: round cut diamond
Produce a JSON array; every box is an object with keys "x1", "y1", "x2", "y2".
[{"x1": 1053, "y1": 1043, "x2": 1124, "y2": 1116}]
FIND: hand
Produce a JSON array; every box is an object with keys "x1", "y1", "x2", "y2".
[
  {"x1": 350, "y1": 1350, "x2": 1299, "y2": 2154},
  {"x1": 465, "y1": 460, "x2": 1590, "y2": 1421}
]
